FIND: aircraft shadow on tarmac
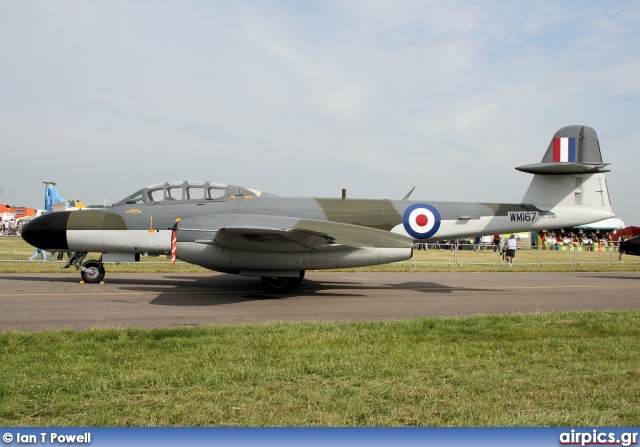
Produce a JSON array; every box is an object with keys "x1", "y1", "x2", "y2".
[
  {"x1": 127, "y1": 276, "x2": 374, "y2": 306},
  {"x1": 384, "y1": 281, "x2": 503, "y2": 294},
  {"x1": 581, "y1": 274, "x2": 640, "y2": 281},
  {"x1": 117, "y1": 276, "x2": 505, "y2": 307},
  {"x1": 2, "y1": 274, "x2": 505, "y2": 307}
]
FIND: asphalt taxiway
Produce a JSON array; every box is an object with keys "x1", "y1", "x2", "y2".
[{"x1": 1, "y1": 272, "x2": 639, "y2": 331}]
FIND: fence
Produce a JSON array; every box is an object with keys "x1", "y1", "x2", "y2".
[
  {"x1": 410, "y1": 243, "x2": 631, "y2": 265},
  {"x1": 0, "y1": 236, "x2": 635, "y2": 266}
]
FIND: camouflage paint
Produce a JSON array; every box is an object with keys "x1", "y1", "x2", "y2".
[
  {"x1": 67, "y1": 210, "x2": 128, "y2": 231},
  {"x1": 314, "y1": 199, "x2": 402, "y2": 231}
]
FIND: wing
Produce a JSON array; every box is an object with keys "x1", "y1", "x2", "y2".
[
  {"x1": 176, "y1": 214, "x2": 413, "y2": 253},
  {"x1": 209, "y1": 226, "x2": 334, "y2": 252}
]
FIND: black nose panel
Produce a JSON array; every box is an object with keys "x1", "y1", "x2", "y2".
[{"x1": 21, "y1": 212, "x2": 70, "y2": 250}]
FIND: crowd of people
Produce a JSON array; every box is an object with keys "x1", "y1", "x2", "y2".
[
  {"x1": 541, "y1": 231, "x2": 614, "y2": 251},
  {"x1": 415, "y1": 235, "x2": 507, "y2": 251},
  {"x1": 0, "y1": 219, "x2": 19, "y2": 235},
  {"x1": 413, "y1": 230, "x2": 631, "y2": 265}
]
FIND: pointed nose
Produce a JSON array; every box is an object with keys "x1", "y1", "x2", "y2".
[{"x1": 21, "y1": 212, "x2": 71, "y2": 250}]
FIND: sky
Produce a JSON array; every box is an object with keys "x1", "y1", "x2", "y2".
[{"x1": 1, "y1": 1, "x2": 639, "y2": 226}]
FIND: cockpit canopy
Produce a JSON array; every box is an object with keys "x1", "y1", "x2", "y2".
[{"x1": 114, "y1": 181, "x2": 277, "y2": 206}]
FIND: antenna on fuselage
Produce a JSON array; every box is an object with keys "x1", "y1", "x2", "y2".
[{"x1": 402, "y1": 187, "x2": 416, "y2": 201}]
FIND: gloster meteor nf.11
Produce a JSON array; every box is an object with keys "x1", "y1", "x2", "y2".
[{"x1": 23, "y1": 125, "x2": 615, "y2": 292}]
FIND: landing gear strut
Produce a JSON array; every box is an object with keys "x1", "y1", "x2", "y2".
[{"x1": 63, "y1": 252, "x2": 106, "y2": 283}]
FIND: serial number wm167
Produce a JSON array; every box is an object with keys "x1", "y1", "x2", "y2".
[{"x1": 508, "y1": 211, "x2": 538, "y2": 222}]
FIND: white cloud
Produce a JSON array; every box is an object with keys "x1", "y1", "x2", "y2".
[{"x1": 1, "y1": 1, "x2": 639, "y2": 224}]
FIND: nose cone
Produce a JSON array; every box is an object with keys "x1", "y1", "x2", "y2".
[{"x1": 21, "y1": 212, "x2": 71, "y2": 250}]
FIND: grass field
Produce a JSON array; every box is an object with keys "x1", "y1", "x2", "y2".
[
  {"x1": 2, "y1": 312, "x2": 640, "y2": 426},
  {"x1": 1, "y1": 236, "x2": 640, "y2": 427}
]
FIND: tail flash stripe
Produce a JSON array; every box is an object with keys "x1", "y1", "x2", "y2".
[
  {"x1": 553, "y1": 137, "x2": 561, "y2": 161},
  {"x1": 568, "y1": 137, "x2": 576, "y2": 162},
  {"x1": 553, "y1": 137, "x2": 577, "y2": 162}
]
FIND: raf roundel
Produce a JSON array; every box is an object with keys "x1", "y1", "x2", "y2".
[{"x1": 402, "y1": 204, "x2": 441, "y2": 239}]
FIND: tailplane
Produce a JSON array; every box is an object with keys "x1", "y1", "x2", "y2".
[{"x1": 517, "y1": 125, "x2": 612, "y2": 213}]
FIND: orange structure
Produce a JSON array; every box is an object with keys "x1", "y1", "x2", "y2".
[{"x1": 0, "y1": 204, "x2": 37, "y2": 219}]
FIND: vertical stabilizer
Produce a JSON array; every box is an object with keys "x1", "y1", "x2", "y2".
[{"x1": 517, "y1": 126, "x2": 612, "y2": 213}]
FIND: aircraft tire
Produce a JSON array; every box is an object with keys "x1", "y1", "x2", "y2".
[
  {"x1": 81, "y1": 260, "x2": 105, "y2": 283},
  {"x1": 261, "y1": 276, "x2": 297, "y2": 294}
]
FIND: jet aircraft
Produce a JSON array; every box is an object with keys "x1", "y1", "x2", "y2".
[
  {"x1": 620, "y1": 236, "x2": 640, "y2": 257},
  {"x1": 22, "y1": 125, "x2": 615, "y2": 292}
]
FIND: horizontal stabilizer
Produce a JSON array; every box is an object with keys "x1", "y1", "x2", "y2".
[
  {"x1": 515, "y1": 162, "x2": 609, "y2": 175},
  {"x1": 516, "y1": 125, "x2": 610, "y2": 175}
]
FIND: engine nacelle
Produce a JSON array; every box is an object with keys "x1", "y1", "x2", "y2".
[{"x1": 176, "y1": 241, "x2": 411, "y2": 274}]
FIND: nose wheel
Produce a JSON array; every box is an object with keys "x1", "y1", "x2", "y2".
[
  {"x1": 80, "y1": 260, "x2": 106, "y2": 283},
  {"x1": 63, "y1": 253, "x2": 107, "y2": 283}
]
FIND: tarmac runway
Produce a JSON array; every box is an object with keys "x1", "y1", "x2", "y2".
[{"x1": 1, "y1": 271, "x2": 639, "y2": 331}]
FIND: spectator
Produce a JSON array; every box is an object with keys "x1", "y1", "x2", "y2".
[
  {"x1": 493, "y1": 234, "x2": 502, "y2": 253},
  {"x1": 7, "y1": 219, "x2": 17, "y2": 235},
  {"x1": 29, "y1": 247, "x2": 47, "y2": 262},
  {"x1": 505, "y1": 233, "x2": 520, "y2": 266},
  {"x1": 583, "y1": 234, "x2": 593, "y2": 251},
  {"x1": 599, "y1": 234, "x2": 607, "y2": 254}
]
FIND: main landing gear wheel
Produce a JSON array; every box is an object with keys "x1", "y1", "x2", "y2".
[
  {"x1": 260, "y1": 271, "x2": 305, "y2": 294},
  {"x1": 81, "y1": 260, "x2": 105, "y2": 283}
]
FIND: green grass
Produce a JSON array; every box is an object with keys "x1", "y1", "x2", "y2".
[{"x1": 1, "y1": 312, "x2": 640, "y2": 426}]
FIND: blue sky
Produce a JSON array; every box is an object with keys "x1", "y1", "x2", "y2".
[{"x1": 1, "y1": 1, "x2": 639, "y2": 225}]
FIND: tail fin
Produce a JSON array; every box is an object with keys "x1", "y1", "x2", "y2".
[
  {"x1": 516, "y1": 125, "x2": 609, "y2": 175},
  {"x1": 517, "y1": 125, "x2": 612, "y2": 213}
]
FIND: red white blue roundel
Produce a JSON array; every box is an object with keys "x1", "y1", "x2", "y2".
[{"x1": 403, "y1": 204, "x2": 441, "y2": 239}]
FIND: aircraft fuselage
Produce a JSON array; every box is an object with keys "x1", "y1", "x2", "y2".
[{"x1": 24, "y1": 191, "x2": 611, "y2": 256}]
